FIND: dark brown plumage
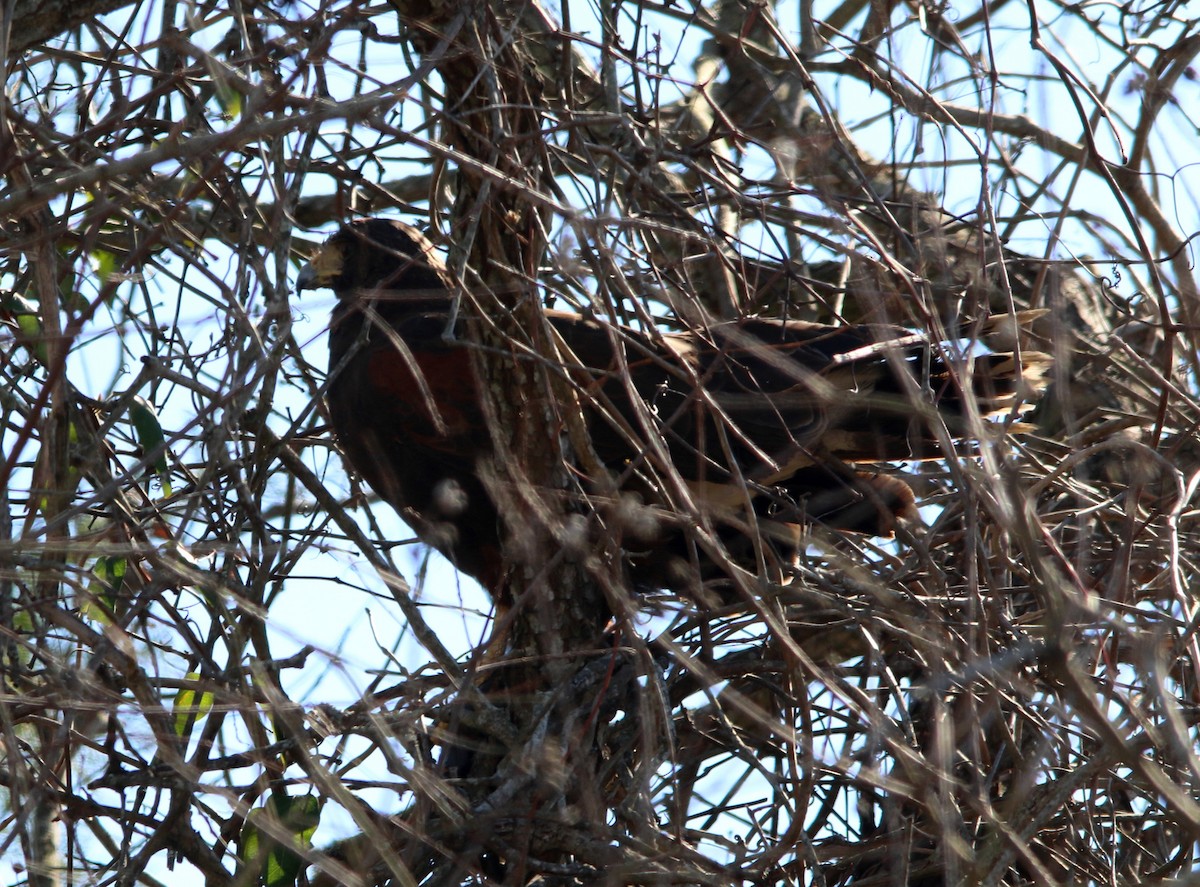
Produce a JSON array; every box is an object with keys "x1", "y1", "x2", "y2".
[{"x1": 299, "y1": 218, "x2": 1049, "y2": 595}]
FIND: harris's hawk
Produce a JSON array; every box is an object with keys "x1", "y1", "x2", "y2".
[{"x1": 298, "y1": 218, "x2": 1049, "y2": 595}]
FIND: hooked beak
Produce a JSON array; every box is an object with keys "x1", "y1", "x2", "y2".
[
  {"x1": 295, "y1": 240, "x2": 342, "y2": 292},
  {"x1": 295, "y1": 261, "x2": 318, "y2": 291}
]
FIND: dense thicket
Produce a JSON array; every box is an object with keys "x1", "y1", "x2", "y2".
[{"x1": 3, "y1": 1, "x2": 1199, "y2": 884}]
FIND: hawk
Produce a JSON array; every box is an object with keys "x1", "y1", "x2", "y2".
[{"x1": 298, "y1": 218, "x2": 1048, "y2": 595}]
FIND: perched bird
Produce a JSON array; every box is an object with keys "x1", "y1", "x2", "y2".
[{"x1": 298, "y1": 218, "x2": 1048, "y2": 596}]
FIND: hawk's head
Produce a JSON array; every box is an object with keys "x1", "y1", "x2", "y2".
[{"x1": 297, "y1": 218, "x2": 449, "y2": 297}]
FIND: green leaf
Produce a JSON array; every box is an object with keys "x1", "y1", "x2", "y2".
[
  {"x1": 3, "y1": 604, "x2": 36, "y2": 675},
  {"x1": 129, "y1": 397, "x2": 172, "y2": 495},
  {"x1": 83, "y1": 555, "x2": 128, "y2": 621},
  {"x1": 172, "y1": 672, "x2": 214, "y2": 737},
  {"x1": 215, "y1": 80, "x2": 243, "y2": 118},
  {"x1": 93, "y1": 249, "x2": 118, "y2": 283},
  {"x1": 240, "y1": 795, "x2": 322, "y2": 887},
  {"x1": 1, "y1": 292, "x2": 49, "y2": 364},
  {"x1": 204, "y1": 55, "x2": 243, "y2": 120}
]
